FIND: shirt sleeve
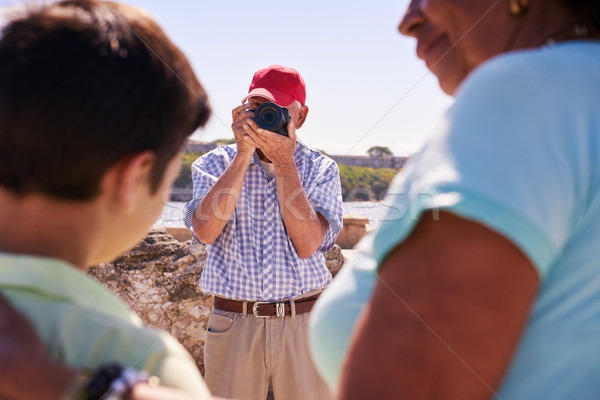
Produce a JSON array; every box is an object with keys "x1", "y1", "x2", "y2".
[
  {"x1": 144, "y1": 334, "x2": 212, "y2": 398},
  {"x1": 308, "y1": 158, "x2": 344, "y2": 252},
  {"x1": 373, "y1": 50, "x2": 593, "y2": 280},
  {"x1": 182, "y1": 148, "x2": 232, "y2": 243}
]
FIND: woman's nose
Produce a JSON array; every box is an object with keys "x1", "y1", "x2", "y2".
[{"x1": 398, "y1": 0, "x2": 425, "y2": 37}]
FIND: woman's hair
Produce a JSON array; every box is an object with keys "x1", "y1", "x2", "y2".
[
  {"x1": 564, "y1": 0, "x2": 600, "y2": 30},
  {"x1": 0, "y1": 0, "x2": 211, "y2": 200}
]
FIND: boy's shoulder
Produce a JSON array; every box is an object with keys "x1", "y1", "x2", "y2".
[{"x1": 0, "y1": 252, "x2": 207, "y2": 395}]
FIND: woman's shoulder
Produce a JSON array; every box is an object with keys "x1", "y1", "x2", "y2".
[
  {"x1": 459, "y1": 42, "x2": 600, "y2": 95},
  {"x1": 453, "y1": 42, "x2": 600, "y2": 113}
]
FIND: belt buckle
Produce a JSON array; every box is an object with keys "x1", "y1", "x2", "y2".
[{"x1": 252, "y1": 301, "x2": 286, "y2": 317}]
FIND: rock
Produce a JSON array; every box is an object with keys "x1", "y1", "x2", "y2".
[
  {"x1": 111, "y1": 228, "x2": 189, "y2": 270},
  {"x1": 88, "y1": 228, "x2": 212, "y2": 374},
  {"x1": 88, "y1": 227, "x2": 345, "y2": 375},
  {"x1": 164, "y1": 227, "x2": 194, "y2": 242},
  {"x1": 325, "y1": 244, "x2": 345, "y2": 277}
]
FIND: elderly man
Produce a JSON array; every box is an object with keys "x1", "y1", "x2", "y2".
[{"x1": 184, "y1": 65, "x2": 343, "y2": 400}]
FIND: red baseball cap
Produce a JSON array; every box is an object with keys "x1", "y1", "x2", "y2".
[{"x1": 241, "y1": 65, "x2": 306, "y2": 107}]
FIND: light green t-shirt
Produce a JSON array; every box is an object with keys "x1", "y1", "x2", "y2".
[{"x1": 0, "y1": 252, "x2": 211, "y2": 398}]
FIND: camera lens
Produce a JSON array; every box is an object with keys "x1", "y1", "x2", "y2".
[
  {"x1": 262, "y1": 109, "x2": 277, "y2": 125},
  {"x1": 255, "y1": 102, "x2": 288, "y2": 134}
]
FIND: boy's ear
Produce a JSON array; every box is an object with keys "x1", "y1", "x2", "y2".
[{"x1": 104, "y1": 151, "x2": 155, "y2": 212}]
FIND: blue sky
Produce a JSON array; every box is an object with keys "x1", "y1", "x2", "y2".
[{"x1": 1, "y1": 0, "x2": 453, "y2": 156}]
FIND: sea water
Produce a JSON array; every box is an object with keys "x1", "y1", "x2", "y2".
[{"x1": 155, "y1": 201, "x2": 392, "y2": 229}]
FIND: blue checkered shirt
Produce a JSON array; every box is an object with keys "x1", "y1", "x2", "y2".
[{"x1": 183, "y1": 141, "x2": 343, "y2": 302}]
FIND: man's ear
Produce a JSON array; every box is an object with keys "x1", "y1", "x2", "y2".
[
  {"x1": 104, "y1": 151, "x2": 155, "y2": 212},
  {"x1": 294, "y1": 105, "x2": 309, "y2": 129}
]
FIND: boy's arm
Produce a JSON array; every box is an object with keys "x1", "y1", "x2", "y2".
[
  {"x1": 0, "y1": 293, "x2": 76, "y2": 400},
  {"x1": 0, "y1": 294, "x2": 216, "y2": 400}
]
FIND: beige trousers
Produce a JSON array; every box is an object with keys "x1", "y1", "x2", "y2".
[{"x1": 204, "y1": 295, "x2": 332, "y2": 400}]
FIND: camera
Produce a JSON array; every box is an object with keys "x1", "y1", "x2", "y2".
[{"x1": 252, "y1": 102, "x2": 290, "y2": 137}]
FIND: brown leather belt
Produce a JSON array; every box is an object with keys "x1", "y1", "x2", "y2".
[{"x1": 213, "y1": 293, "x2": 321, "y2": 317}]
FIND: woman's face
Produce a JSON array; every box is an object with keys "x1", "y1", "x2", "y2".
[{"x1": 398, "y1": 0, "x2": 518, "y2": 95}]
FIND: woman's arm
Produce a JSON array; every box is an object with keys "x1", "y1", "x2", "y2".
[{"x1": 338, "y1": 211, "x2": 539, "y2": 399}]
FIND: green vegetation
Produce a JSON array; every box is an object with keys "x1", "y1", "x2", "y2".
[
  {"x1": 211, "y1": 138, "x2": 236, "y2": 144},
  {"x1": 339, "y1": 165, "x2": 398, "y2": 201},
  {"x1": 174, "y1": 152, "x2": 203, "y2": 189},
  {"x1": 173, "y1": 152, "x2": 399, "y2": 202},
  {"x1": 367, "y1": 146, "x2": 393, "y2": 158}
]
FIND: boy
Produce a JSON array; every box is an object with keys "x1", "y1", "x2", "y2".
[{"x1": 0, "y1": 0, "x2": 211, "y2": 397}]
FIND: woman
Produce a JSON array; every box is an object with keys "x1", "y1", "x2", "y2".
[{"x1": 310, "y1": 0, "x2": 600, "y2": 399}]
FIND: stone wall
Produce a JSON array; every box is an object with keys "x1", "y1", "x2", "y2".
[
  {"x1": 335, "y1": 215, "x2": 369, "y2": 249},
  {"x1": 184, "y1": 141, "x2": 219, "y2": 154},
  {"x1": 88, "y1": 228, "x2": 345, "y2": 375},
  {"x1": 322, "y1": 154, "x2": 406, "y2": 169}
]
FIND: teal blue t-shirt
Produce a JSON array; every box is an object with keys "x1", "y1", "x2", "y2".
[{"x1": 309, "y1": 41, "x2": 600, "y2": 398}]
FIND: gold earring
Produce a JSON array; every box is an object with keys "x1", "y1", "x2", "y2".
[{"x1": 510, "y1": 0, "x2": 529, "y2": 15}]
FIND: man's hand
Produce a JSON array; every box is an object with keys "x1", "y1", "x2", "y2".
[
  {"x1": 241, "y1": 117, "x2": 328, "y2": 258},
  {"x1": 231, "y1": 103, "x2": 257, "y2": 155},
  {"x1": 242, "y1": 118, "x2": 297, "y2": 168}
]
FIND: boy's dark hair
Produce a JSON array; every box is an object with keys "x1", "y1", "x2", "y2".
[{"x1": 0, "y1": 0, "x2": 210, "y2": 200}]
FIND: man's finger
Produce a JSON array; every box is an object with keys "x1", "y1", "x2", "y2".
[
  {"x1": 246, "y1": 120, "x2": 270, "y2": 136},
  {"x1": 232, "y1": 103, "x2": 252, "y2": 120},
  {"x1": 243, "y1": 123, "x2": 267, "y2": 147},
  {"x1": 242, "y1": 134, "x2": 260, "y2": 148}
]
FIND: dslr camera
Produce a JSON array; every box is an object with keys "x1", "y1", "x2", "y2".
[{"x1": 252, "y1": 102, "x2": 290, "y2": 137}]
